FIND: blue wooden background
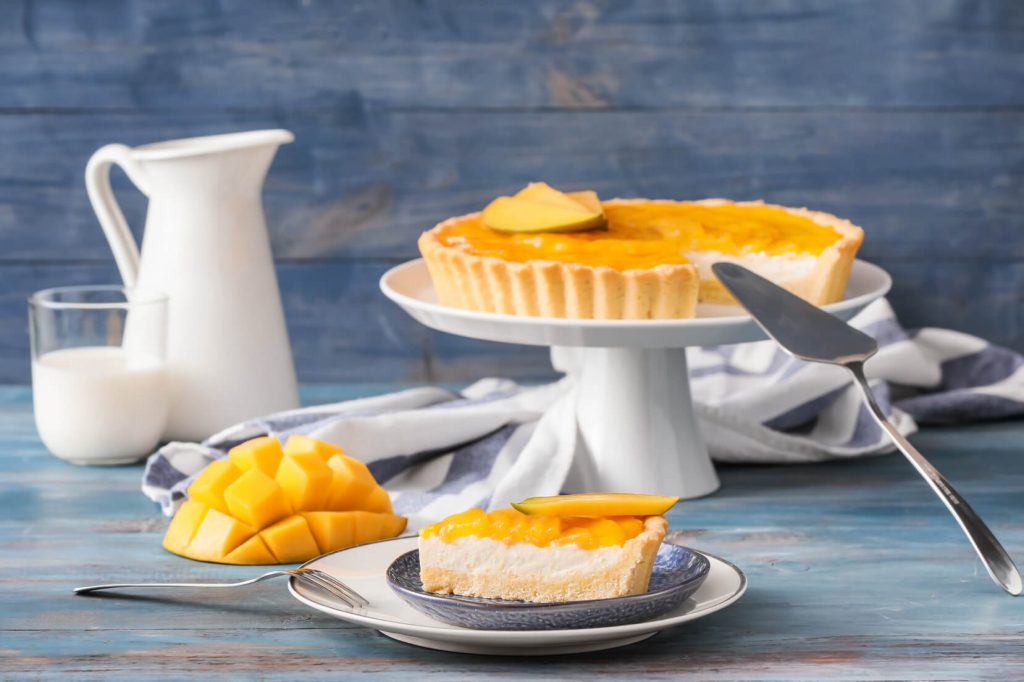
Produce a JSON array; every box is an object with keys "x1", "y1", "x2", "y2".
[{"x1": 1, "y1": 0, "x2": 1021, "y2": 384}]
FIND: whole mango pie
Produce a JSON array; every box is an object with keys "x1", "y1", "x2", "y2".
[
  {"x1": 418, "y1": 493, "x2": 678, "y2": 602},
  {"x1": 418, "y1": 183, "x2": 864, "y2": 319}
]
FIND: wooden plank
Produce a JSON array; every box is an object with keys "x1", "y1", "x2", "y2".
[
  {"x1": 873, "y1": 258, "x2": 1023, "y2": 352},
  {"x1": 1, "y1": 384, "x2": 1023, "y2": 679},
  {"x1": 1, "y1": 262, "x2": 555, "y2": 384},
  {"x1": 0, "y1": 258, "x2": 1020, "y2": 385},
  {"x1": 1, "y1": 0, "x2": 1021, "y2": 110},
  {"x1": 0, "y1": 108, "x2": 1021, "y2": 262},
  {"x1": 1, "y1": 258, "x2": 1020, "y2": 386}
]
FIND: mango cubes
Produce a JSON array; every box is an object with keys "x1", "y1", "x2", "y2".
[{"x1": 162, "y1": 435, "x2": 406, "y2": 564}]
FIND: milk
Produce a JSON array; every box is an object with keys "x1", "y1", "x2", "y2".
[{"x1": 32, "y1": 347, "x2": 168, "y2": 465}]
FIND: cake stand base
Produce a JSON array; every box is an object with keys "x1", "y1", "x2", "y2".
[{"x1": 561, "y1": 347, "x2": 719, "y2": 498}]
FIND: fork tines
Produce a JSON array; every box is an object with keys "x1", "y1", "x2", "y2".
[{"x1": 293, "y1": 569, "x2": 369, "y2": 608}]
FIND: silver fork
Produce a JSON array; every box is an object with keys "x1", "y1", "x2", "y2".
[{"x1": 74, "y1": 568, "x2": 369, "y2": 608}]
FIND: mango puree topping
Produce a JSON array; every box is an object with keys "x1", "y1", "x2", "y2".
[
  {"x1": 436, "y1": 202, "x2": 842, "y2": 271},
  {"x1": 420, "y1": 507, "x2": 648, "y2": 550}
]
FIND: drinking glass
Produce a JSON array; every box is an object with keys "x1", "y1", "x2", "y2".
[{"x1": 28, "y1": 286, "x2": 168, "y2": 465}]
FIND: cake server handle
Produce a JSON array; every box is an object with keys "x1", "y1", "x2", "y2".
[{"x1": 848, "y1": 361, "x2": 1022, "y2": 596}]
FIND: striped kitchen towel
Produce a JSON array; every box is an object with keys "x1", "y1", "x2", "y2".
[{"x1": 143, "y1": 299, "x2": 1024, "y2": 529}]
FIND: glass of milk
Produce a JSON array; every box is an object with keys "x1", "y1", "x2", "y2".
[{"x1": 29, "y1": 286, "x2": 169, "y2": 465}]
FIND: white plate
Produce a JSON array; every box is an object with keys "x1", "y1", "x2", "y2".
[
  {"x1": 380, "y1": 258, "x2": 891, "y2": 348},
  {"x1": 288, "y1": 537, "x2": 747, "y2": 656}
]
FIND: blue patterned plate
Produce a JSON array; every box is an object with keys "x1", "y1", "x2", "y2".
[{"x1": 386, "y1": 542, "x2": 710, "y2": 631}]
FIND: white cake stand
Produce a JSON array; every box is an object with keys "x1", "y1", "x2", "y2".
[{"x1": 380, "y1": 260, "x2": 891, "y2": 499}]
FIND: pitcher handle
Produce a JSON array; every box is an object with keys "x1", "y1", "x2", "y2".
[{"x1": 85, "y1": 144, "x2": 149, "y2": 287}]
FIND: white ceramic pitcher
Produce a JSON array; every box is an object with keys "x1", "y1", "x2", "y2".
[{"x1": 85, "y1": 130, "x2": 300, "y2": 441}]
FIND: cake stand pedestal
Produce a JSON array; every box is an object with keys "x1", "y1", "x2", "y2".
[{"x1": 381, "y1": 260, "x2": 890, "y2": 499}]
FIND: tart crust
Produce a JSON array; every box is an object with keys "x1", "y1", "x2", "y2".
[
  {"x1": 418, "y1": 516, "x2": 668, "y2": 603},
  {"x1": 418, "y1": 198, "x2": 863, "y2": 317}
]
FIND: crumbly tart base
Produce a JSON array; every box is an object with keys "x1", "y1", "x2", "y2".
[
  {"x1": 419, "y1": 222, "x2": 698, "y2": 320},
  {"x1": 417, "y1": 198, "x2": 864, "y2": 317},
  {"x1": 418, "y1": 516, "x2": 668, "y2": 603}
]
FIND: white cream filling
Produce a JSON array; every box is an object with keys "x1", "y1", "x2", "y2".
[
  {"x1": 685, "y1": 249, "x2": 816, "y2": 284},
  {"x1": 419, "y1": 536, "x2": 622, "y2": 578}
]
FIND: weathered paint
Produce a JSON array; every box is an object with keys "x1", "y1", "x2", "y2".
[
  {"x1": 0, "y1": 0, "x2": 1022, "y2": 385},
  {"x1": 0, "y1": 384, "x2": 1022, "y2": 679}
]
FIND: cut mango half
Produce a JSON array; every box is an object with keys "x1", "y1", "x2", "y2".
[
  {"x1": 511, "y1": 492, "x2": 679, "y2": 518},
  {"x1": 162, "y1": 435, "x2": 406, "y2": 564}
]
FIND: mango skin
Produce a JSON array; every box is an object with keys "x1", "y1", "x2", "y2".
[{"x1": 162, "y1": 436, "x2": 406, "y2": 564}]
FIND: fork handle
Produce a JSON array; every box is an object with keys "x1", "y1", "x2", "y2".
[
  {"x1": 848, "y1": 362, "x2": 1022, "y2": 596},
  {"x1": 74, "y1": 580, "x2": 254, "y2": 594}
]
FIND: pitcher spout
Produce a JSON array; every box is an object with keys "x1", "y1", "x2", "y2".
[
  {"x1": 131, "y1": 129, "x2": 293, "y2": 161},
  {"x1": 127, "y1": 129, "x2": 293, "y2": 197}
]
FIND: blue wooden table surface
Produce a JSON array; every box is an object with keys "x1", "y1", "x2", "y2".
[{"x1": 1, "y1": 384, "x2": 1022, "y2": 680}]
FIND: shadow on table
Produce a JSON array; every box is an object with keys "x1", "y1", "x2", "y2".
[{"x1": 376, "y1": 586, "x2": 796, "y2": 666}]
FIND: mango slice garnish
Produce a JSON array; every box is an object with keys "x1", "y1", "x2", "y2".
[
  {"x1": 511, "y1": 492, "x2": 679, "y2": 518},
  {"x1": 481, "y1": 182, "x2": 607, "y2": 234},
  {"x1": 162, "y1": 435, "x2": 406, "y2": 564}
]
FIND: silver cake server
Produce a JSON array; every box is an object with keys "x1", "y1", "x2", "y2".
[{"x1": 713, "y1": 262, "x2": 1022, "y2": 596}]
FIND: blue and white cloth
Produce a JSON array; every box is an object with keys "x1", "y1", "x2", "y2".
[{"x1": 143, "y1": 299, "x2": 1024, "y2": 529}]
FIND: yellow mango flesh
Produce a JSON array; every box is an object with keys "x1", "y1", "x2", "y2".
[
  {"x1": 301, "y1": 510, "x2": 407, "y2": 553},
  {"x1": 360, "y1": 485, "x2": 394, "y2": 514},
  {"x1": 259, "y1": 514, "x2": 321, "y2": 563},
  {"x1": 514, "y1": 182, "x2": 595, "y2": 212},
  {"x1": 228, "y1": 436, "x2": 283, "y2": 477},
  {"x1": 581, "y1": 518, "x2": 627, "y2": 547},
  {"x1": 482, "y1": 196, "x2": 607, "y2": 234},
  {"x1": 566, "y1": 190, "x2": 602, "y2": 214},
  {"x1": 302, "y1": 511, "x2": 354, "y2": 551},
  {"x1": 276, "y1": 451, "x2": 332, "y2": 511},
  {"x1": 224, "y1": 469, "x2": 292, "y2": 529},
  {"x1": 187, "y1": 459, "x2": 241, "y2": 514},
  {"x1": 186, "y1": 508, "x2": 255, "y2": 562},
  {"x1": 511, "y1": 493, "x2": 679, "y2": 518},
  {"x1": 161, "y1": 499, "x2": 208, "y2": 555},
  {"x1": 351, "y1": 510, "x2": 384, "y2": 545},
  {"x1": 325, "y1": 454, "x2": 377, "y2": 510},
  {"x1": 163, "y1": 436, "x2": 405, "y2": 564},
  {"x1": 223, "y1": 535, "x2": 276, "y2": 565},
  {"x1": 284, "y1": 434, "x2": 344, "y2": 461}
]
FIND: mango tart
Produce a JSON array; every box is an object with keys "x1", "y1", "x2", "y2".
[
  {"x1": 418, "y1": 190, "x2": 864, "y2": 319},
  {"x1": 417, "y1": 495, "x2": 674, "y2": 603}
]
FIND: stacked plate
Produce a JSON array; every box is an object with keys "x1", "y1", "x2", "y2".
[{"x1": 289, "y1": 536, "x2": 746, "y2": 655}]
